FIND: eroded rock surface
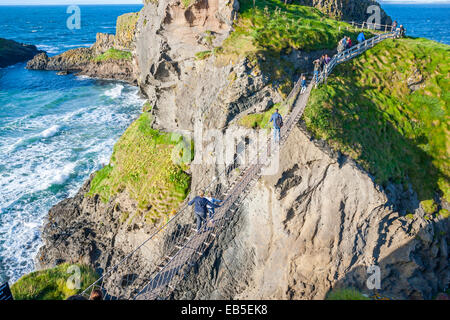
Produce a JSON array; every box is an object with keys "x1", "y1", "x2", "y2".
[{"x1": 173, "y1": 125, "x2": 448, "y2": 300}]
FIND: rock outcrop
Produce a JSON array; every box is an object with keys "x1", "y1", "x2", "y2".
[
  {"x1": 26, "y1": 11, "x2": 141, "y2": 83},
  {"x1": 295, "y1": 0, "x2": 392, "y2": 25},
  {"x1": 173, "y1": 124, "x2": 448, "y2": 300},
  {"x1": 0, "y1": 38, "x2": 43, "y2": 68}
]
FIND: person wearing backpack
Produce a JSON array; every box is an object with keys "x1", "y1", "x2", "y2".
[
  {"x1": 269, "y1": 109, "x2": 283, "y2": 144},
  {"x1": 357, "y1": 31, "x2": 366, "y2": 44}
]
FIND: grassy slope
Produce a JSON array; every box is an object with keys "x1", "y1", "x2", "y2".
[
  {"x1": 326, "y1": 288, "x2": 371, "y2": 300},
  {"x1": 239, "y1": 102, "x2": 287, "y2": 130},
  {"x1": 217, "y1": 0, "x2": 375, "y2": 62},
  {"x1": 93, "y1": 48, "x2": 132, "y2": 61},
  {"x1": 303, "y1": 38, "x2": 449, "y2": 205},
  {"x1": 87, "y1": 112, "x2": 192, "y2": 224},
  {"x1": 11, "y1": 263, "x2": 97, "y2": 300}
]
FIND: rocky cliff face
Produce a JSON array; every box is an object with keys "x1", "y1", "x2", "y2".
[
  {"x1": 295, "y1": 0, "x2": 392, "y2": 24},
  {"x1": 173, "y1": 124, "x2": 448, "y2": 300},
  {"x1": 135, "y1": 0, "x2": 241, "y2": 132}
]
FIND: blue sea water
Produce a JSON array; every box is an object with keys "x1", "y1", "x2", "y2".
[
  {"x1": 0, "y1": 3, "x2": 449, "y2": 286},
  {"x1": 0, "y1": 5, "x2": 143, "y2": 284},
  {"x1": 381, "y1": 3, "x2": 450, "y2": 45}
]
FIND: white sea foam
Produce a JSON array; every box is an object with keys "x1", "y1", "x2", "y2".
[
  {"x1": 75, "y1": 75, "x2": 91, "y2": 81},
  {"x1": 104, "y1": 84, "x2": 124, "y2": 99},
  {"x1": 36, "y1": 44, "x2": 60, "y2": 54},
  {"x1": 0, "y1": 79, "x2": 144, "y2": 283},
  {"x1": 51, "y1": 162, "x2": 76, "y2": 186},
  {"x1": 39, "y1": 125, "x2": 60, "y2": 138}
]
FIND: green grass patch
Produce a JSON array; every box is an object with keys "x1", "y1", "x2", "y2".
[
  {"x1": 87, "y1": 112, "x2": 192, "y2": 224},
  {"x1": 303, "y1": 38, "x2": 450, "y2": 202},
  {"x1": 326, "y1": 288, "x2": 371, "y2": 300},
  {"x1": 216, "y1": 0, "x2": 375, "y2": 64},
  {"x1": 439, "y1": 209, "x2": 449, "y2": 219},
  {"x1": 421, "y1": 199, "x2": 438, "y2": 215},
  {"x1": 93, "y1": 48, "x2": 132, "y2": 61},
  {"x1": 115, "y1": 11, "x2": 140, "y2": 49},
  {"x1": 239, "y1": 102, "x2": 287, "y2": 130},
  {"x1": 195, "y1": 50, "x2": 212, "y2": 60},
  {"x1": 11, "y1": 263, "x2": 98, "y2": 300}
]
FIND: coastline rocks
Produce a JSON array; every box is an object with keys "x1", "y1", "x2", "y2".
[
  {"x1": 26, "y1": 46, "x2": 137, "y2": 84},
  {"x1": 0, "y1": 38, "x2": 43, "y2": 68},
  {"x1": 26, "y1": 9, "x2": 141, "y2": 83}
]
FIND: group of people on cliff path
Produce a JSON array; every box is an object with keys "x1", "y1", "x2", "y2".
[{"x1": 313, "y1": 54, "x2": 331, "y2": 83}]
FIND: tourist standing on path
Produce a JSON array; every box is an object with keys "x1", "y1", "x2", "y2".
[
  {"x1": 392, "y1": 20, "x2": 398, "y2": 32},
  {"x1": 269, "y1": 109, "x2": 283, "y2": 144},
  {"x1": 188, "y1": 191, "x2": 221, "y2": 232},
  {"x1": 313, "y1": 58, "x2": 321, "y2": 83},
  {"x1": 337, "y1": 37, "x2": 345, "y2": 53},
  {"x1": 357, "y1": 31, "x2": 366, "y2": 44},
  {"x1": 300, "y1": 75, "x2": 307, "y2": 94}
]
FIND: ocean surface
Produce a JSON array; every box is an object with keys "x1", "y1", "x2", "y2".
[
  {"x1": 0, "y1": 3, "x2": 449, "y2": 285},
  {"x1": 381, "y1": 3, "x2": 450, "y2": 45},
  {"x1": 0, "y1": 5, "x2": 144, "y2": 284}
]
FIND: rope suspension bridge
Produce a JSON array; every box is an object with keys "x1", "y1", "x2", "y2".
[{"x1": 77, "y1": 28, "x2": 400, "y2": 300}]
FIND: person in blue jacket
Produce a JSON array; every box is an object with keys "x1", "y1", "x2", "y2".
[
  {"x1": 357, "y1": 32, "x2": 366, "y2": 43},
  {"x1": 206, "y1": 191, "x2": 222, "y2": 220},
  {"x1": 269, "y1": 109, "x2": 283, "y2": 144},
  {"x1": 188, "y1": 190, "x2": 221, "y2": 232}
]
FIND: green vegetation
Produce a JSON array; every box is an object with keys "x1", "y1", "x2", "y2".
[
  {"x1": 209, "y1": 1, "x2": 376, "y2": 99},
  {"x1": 421, "y1": 199, "x2": 438, "y2": 215},
  {"x1": 115, "y1": 11, "x2": 140, "y2": 49},
  {"x1": 195, "y1": 50, "x2": 212, "y2": 60},
  {"x1": 239, "y1": 102, "x2": 287, "y2": 130},
  {"x1": 182, "y1": 0, "x2": 193, "y2": 8},
  {"x1": 215, "y1": 0, "x2": 374, "y2": 64},
  {"x1": 11, "y1": 263, "x2": 97, "y2": 300},
  {"x1": 303, "y1": 38, "x2": 449, "y2": 202},
  {"x1": 87, "y1": 112, "x2": 192, "y2": 225},
  {"x1": 326, "y1": 288, "x2": 371, "y2": 300},
  {"x1": 439, "y1": 209, "x2": 449, "y2": 219},
  {"x1": 93, "y1": 48, "x2": 132, "y2": 61}
]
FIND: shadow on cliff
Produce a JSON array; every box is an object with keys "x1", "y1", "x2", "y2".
[{"x1": 327, "y1": 216, "x2": 449, "y2": 300}]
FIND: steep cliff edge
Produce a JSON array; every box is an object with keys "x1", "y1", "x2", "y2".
[{"x1": 173, "y1": 125, "x2": 448, "y2": 300}]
